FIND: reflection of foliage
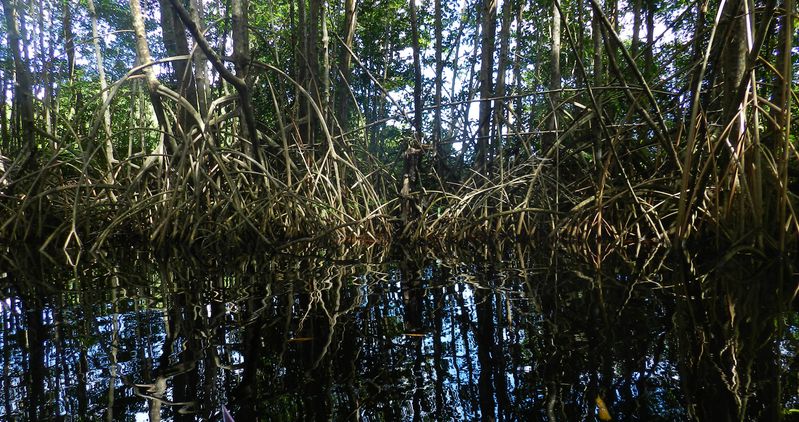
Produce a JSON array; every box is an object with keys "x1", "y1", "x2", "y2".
[{"x1": 0, "y1": 244, "x2": 794, "y2": 419}]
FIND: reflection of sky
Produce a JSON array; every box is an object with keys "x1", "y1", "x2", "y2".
[{"x1": 0, "y1": 251, "x2": 785, "y2": 420}]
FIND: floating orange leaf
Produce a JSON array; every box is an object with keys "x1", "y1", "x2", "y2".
[{"x1": 596, "y1": 396, "x2": 612, "y2": 421}]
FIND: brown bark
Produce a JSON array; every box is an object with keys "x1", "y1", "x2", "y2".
[
  {"x1": 644, "y1": 0, "x2": 655, "y2": 76},
  {"x1": 158, "y1": 0, "x2": 197, "y2": 125},
  {"x1": 434, "y1": 0, "x2": 446, "y2": 176},
  {"x1": 544, "y1": 0, "x2": 561, "y2": 152},
  {"x1": 129, "y1": 0, "x2": 170, "y2": 141},
  {"x1": 336, "y1": 0, "x2": 357, "y2": 133},
  {"x1": 0, "y1": 0, "x2": 36, "y2": 161},
  {"x1": 592, "y1": 0, "x2": 604, "y2": 168},
  {"x1": 720, "y1": 0, "x2": 747, "y2": 145},
  {"x1": 409, "y1": 0, "x2": 423, "y2": 141},
  {"x1": 189, "y1": 0, "x2": 210, "y2": 118},
  {"x1": 169, "y1": 0, "x2": 260, "y2": 153},
  {"x1": 477, "y1": 0, "x2": 497, "y2": 175},
  {"x1": 632, "y1": 0, "x2": 642, "y2": 57},
  {"x1": 493, "y1": 0, "x2": 512, "y2": 172},
  {"x1": 63, "y1": 0, "x2": 75, "y2": 81},
  {"x1": 87, "y1": 0, "x2": 117, "y2": 167},
  {"x1": 402, "y1": 0, "x2": 424, "y2": 224}
]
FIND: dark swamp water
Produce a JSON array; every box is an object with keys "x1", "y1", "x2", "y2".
[{"x1": 0, "y1": 243, "x2": 796, "y2": 421}]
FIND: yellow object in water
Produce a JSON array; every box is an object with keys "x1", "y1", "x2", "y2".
[{"x1": 595, "y1": 396, "x2": 612, "y2": 421}]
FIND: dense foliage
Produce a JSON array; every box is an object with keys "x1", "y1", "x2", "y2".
[{"x1": 0, "y1": 0, "x2": 796, "y2": 252}]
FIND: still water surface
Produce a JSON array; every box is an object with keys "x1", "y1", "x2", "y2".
[{"x1": 0, "y1": 244, "x2": 795, "y2": 421}]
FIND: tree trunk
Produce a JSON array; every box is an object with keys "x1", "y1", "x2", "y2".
[
  {"x1": 130, "y1": 0, "x2": 172, "y2": 152},
  {"x1": 0, "y1": 0, "x2": 36, "y2": 163},
  {"x1": 433, "y1": 0, "x2": 447, "y2": 177},
  {"x1": 87, "y1": 0, "x2": 117, "y2": 169},
  {"x1": 592, "y1": 0, "x2": 604, "y2": 170},
  {"x1": 513, "y1": 1, "x2": 524, "y2": 139},
  {"x1": 632, "y1": 0, "x2": 642, "y2": 57},
  {"x1": 303, "y1": 0, "x2": 322, "y2": 158},
  {"x1": 320, "y1": 2, "x2": 331, "y2": 120},
  {"x1": 231, "y1": 0, "x2": 259, "y2": 153},
  {"x1": 0, "y1": 76, "x2": 8, "y2": 150},
  {"x1": 544, "y1": 0, "x2": 561, "y2": 152},
  {"x1": 493, "y1": 0, "x2": 512, "y2": 176},
  {"x1": 158, "y1": 0, "x2": 197, "y2": 132},
  {"x1": 720, "y1": 0, "x2": 747, "y2": 146},
  {"x1": 37, "y1": 2, "x2": 53, "y2": 138},
  {"x1": 402, "y1": 0, "x2": 424, "y2": 224},
  {"x1": 336, "y1": 0, "x2": 357, "y2": 134},
  {"x1": 190, "y1": 0, "x2": 210, "y2": 119},
  {"x1": 477, "y1": 0, "x2": 497, "y2": 175},
  {"x1": 644, "y1": 0, "x2": 655, "y2": 76},
  {"x1": 409, "y1": 0, "x2": 423, "y2": 141}
]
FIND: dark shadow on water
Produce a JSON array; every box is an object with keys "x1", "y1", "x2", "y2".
[{"x1": 0, "y1": 243, "x2": 795, "y2": 421}]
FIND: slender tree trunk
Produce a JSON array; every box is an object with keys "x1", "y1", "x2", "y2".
[
  {"x1": 37, "y1": 3, "x2": 53, "y2": 139},
  {"x1": 721, "y1": 0, "x2": 747, "y2": 146},
  {"x1": 130, "y1": 0, "x2": 174, "y2": 159},
  {"x1": 159, "y1": 0, "x2": 198, "y2": 132},
  {"x1": 230, "y1": 0, "x2": 261, "y2": 153},
  {"x1": 769, "y1": 0, "x2": 788, "y2": 147},
  {"x1": 513, "y1": 1, "x2": 524, "y2": 140},
  {"x1": 0, "y1": 76, "x2": 8, "y2": 150},
  {"x1": 171, "y1": 0, "x2": 261, "y2": 159},
  {"x1": 320, "y1": 2, "x2": 331, "y2": 119},
  {"x1": 645, "y1": 0, "x2": 655, "y2": 76},
  {"x1": 304, "y1": 0, "x2": 322, "y2": 158},
  {"x1": 0, "y1": 0, "x2": 36, "y2": 162},
  {"x1": 402, "y1": 0, "x2": 424, "y2": 224},
  {"x1": 190, "y1": 0, "x2": 210, "y2": 119},
  {"x1": 63, "y1": 0, "x2": 76, "y2": 83},
  {"x1": 632, "y1": 0, "x2": 642, "y2": 57},
  {"x1": 494, "y1": 0, "x2": 512, "y2": 176},
  {"x1": 477, "y1": 0, "x2": 497, "y2": 175},
  {"x1": 545, "y1": 0, "x2": 561, "y2": 152},
  {"x1": 592, "y1": 0, "x2": 604, "y2": 169},
  {"x1": 337, "y1": 0, "x2": 357, "y2": 134},
  {"x1": 433, "y1": 0, "x2": 447, "y2": 177},
  {"x1": 409, "y1": 0, "x2": 423, "y2": 141},
  {"x1": 87, "y1": 0, "x2": 117, "y2": 169}
]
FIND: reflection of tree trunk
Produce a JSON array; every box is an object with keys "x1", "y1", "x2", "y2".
[
  {"x1": 174, "y1": 289, "x2": 200, "y2": 422},
  {"x1": 2, "y1": 301, "x2": 12, "y2": 417},
  {"x1": 237, "y1": 299, "x2": 263, "y2": 420},
  {"x1": 25, "y1": 307, "x2": 45, "y2": 421},
  {"x1": 432, "y1": 287, "x2": 446, "y2": 416},
  {"x1": 105, "y1": 273, "x2": 120, "y2": 422},
  {"x1": 492, "y1": 292, "x2": 510, "y2": 418},
  {"x1": 475, "y1": 289, "x2": 495, "y2": 421}
]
